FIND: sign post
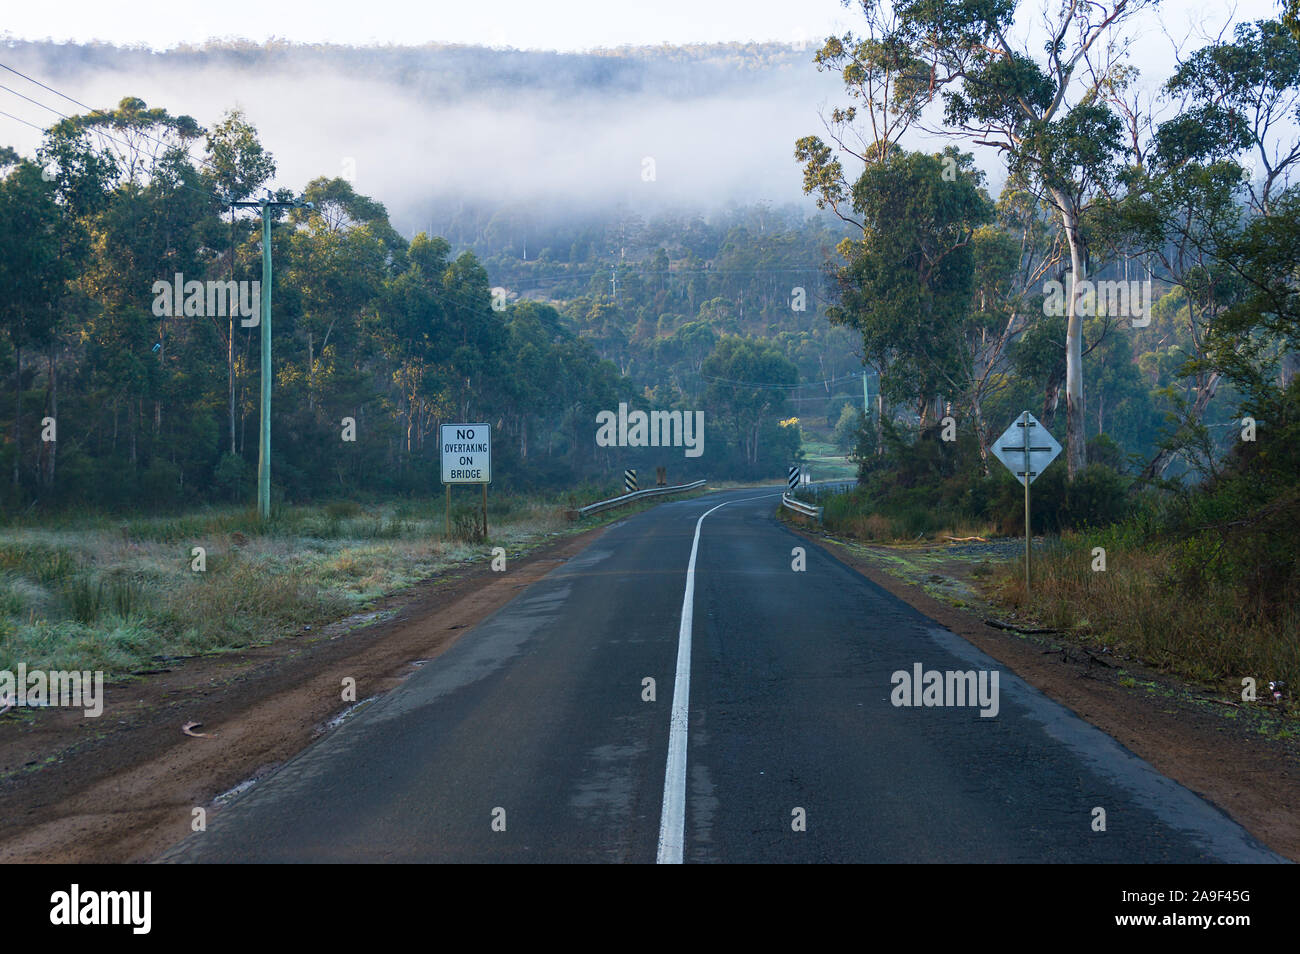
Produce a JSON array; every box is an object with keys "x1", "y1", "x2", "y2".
[
  {"x1": 440, "y1": 423, "x2": 492, "y2": 539},
  {"x1": 990, "y1": 411, "x2": 1062, "y2": 596}
]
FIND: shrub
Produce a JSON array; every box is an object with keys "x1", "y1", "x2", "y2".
[
  {"x1": 451, "y1": 507, "x2": 485, "y2": 543},
  {"x1": 213, "y1": 452, "x2": 251, "y2": 502}
]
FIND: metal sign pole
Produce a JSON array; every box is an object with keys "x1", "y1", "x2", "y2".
[
  {"x1": 445, "y1": 484, "x2": 451, "y2": 540},
  {"x1": 482, "y1": 482, "x2": 488, "y2": 539},
  {"x1": 991, "y1": 410, "x2": 1060, "y2": 602},
  {"x1": 1023, "y1": 411, "x2": 1031, "y2": 595}
]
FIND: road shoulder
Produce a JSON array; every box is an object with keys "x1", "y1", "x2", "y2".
[
  {"x1": 0, "y1": 524, "x2": 611, "y2": 863},
  {"x1": 787, "y1": 523, "x2": 1300, "y2": 863}
]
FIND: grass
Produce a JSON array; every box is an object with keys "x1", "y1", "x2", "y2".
[
  {"x1": 994, "y1": 533, "x2": 1300, "y2": 697},
  {"x1": 799, "y1": 437, "x2": 859, "y2": 481},
  {"x1": 0, "y1": 492, "x2": 613, "y2": 677},
  {"x1": 803, "y1": 483, "x2": 1000, "y2": 543},
  {"x1": 799, "y1": 489, "x2": 1298, "y2": 725}
]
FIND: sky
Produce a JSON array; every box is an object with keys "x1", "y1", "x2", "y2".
[
  {"x1": 0, "y1": 0, "x2": 1283, "y2": 51},
  {"x1": 0, "y1": 0, "x2": 1288, "y2": 234},
  {"x1": 1, "y1": 0, "x2": 861, "y2": 51}
]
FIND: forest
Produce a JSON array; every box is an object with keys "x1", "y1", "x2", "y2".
[
  {"x1": 787, "y1": 6, "x2": 1300, "y2": 691},
  {"x1": 0, "y1": 110, "x2": 827, "y2": 508},
  {"x1": 0, "y1": 16, "x2": 1296, "y2": 539}
]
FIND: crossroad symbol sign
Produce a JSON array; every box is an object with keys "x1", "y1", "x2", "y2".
[
  {"x1": 990, "y1": 411, "x2": 1061, "y2": 486},
  {"x1": 440, "y1": 423, "x2": 491, "y2": 484},
  {"x1": 787, "y1": 465, "x2": 800, "y2": 492}
]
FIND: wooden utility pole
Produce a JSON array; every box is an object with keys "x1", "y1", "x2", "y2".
[{"x1": 229, "y1": 195, "x2": 312, "y2": 520}]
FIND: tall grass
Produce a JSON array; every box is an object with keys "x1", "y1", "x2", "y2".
[
  {"x1": 1001, "y1": 533, "x2": 1299, "y2": 691},
  {"x1": 808, "y1": 485, "x2": 997, "y2": 541},
  {"x1": 0, "y1": 496, "x2": 574, "y2": 676}
]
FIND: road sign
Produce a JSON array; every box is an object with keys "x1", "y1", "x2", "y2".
[
  {"x1": 624, "y1": 469, "x2": 637, "y2": 493},
  {"x1": 787, "y1": 466, "x2": 800, "y2": 492},
  {"x1": 990, "y1": 412, "x2": 1061, "y2": 486},
  {"x1": 991, "y1": 411, "x2": 1062, "y2": 596},
  {"x1": 440, "y1": 423, "x2": 491, "y2": 483}
]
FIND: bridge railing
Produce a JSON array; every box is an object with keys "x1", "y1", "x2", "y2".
[
  {"x1": 567, "y1": 479, "x2": 708, "y2": 519},
  {"x1": 780, "y1": 492, "x2": 823, "y2": 525}
]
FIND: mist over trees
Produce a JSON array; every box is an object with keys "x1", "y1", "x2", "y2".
[
  {"x1": 0, "y1": 98, "x2": 835, "y2": 508},
  {"x1": 0, "y1": 37, "x2": 849, "y2": 225},
  {"x1": 1, "y1": 16, "x2": 1298, "y2": 523},
  {"x1": 790, "y1": 2, "x2": 1299, "y2": 648},
  {"x1": 798, "y1": 4, "x2": 1298, "y2": 488}
]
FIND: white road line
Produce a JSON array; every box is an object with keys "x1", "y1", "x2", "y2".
[{"x1": 656, "y1": 492, "x2": 783, "y2": 864}]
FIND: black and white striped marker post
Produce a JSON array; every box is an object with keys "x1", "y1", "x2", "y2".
[
  {"x1": 787, "y1": 465, "x2": 800, "y2": 492},
  {"x1": 624, "y1": 469, "x2": 637, "y2": 493}
]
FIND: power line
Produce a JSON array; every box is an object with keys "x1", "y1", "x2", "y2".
[
  {"x1": 696, "y1": 370, "x2": 863, "y2": 390},
  {"x1": 0, "y1": 81, "x2": 69, "y2": 121},
  {"x1": 496, "y1": 266, "x2": 830, "y2": 285},
  {"x1": 0, "y1": 61, "x2": 223, "y2": 178},
  {"x1": 0, "y1": 85, "x2": 132, "y2": 170},
  {"x1": 0, "y1": 94, "x2": 218, "y2": 204},
  {"x1": 0, "y1": 107, "x2": 45, "y2": 133},
  {"x1": 785, "y1": 394, "x2": 862, "y2": 402},
  {"x1": 0, "y1": 71, "x2": 141, "y2": 171},
  {"x1": 0, "y1": 64, "x2": 221, "y2": 205}
]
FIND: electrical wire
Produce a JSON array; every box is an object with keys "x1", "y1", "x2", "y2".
[
  {"x1": 0, "y1": 107, "x2": 44, "y2": 133},
  {"x1": 0, "y1": 88, "x2": 220, "y2": 204},
  {"x1": 0, "y1": 61, "x2": 224, "y2": 179},
  {"x1": 696, "y1": 370, "x2": 864, "y2": 389}
]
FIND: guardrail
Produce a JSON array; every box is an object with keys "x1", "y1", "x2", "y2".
[
  {"x1": 780, "y1": 492, "x2": 823, "y2": 524},
  {"x1": 568, "y1": 479, "x2": 708, "y2": 519}
]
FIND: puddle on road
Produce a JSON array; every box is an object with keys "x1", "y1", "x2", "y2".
[
  {"x1": 324, "y1": 610, "x2": 396, "y2": 639},
  {"x1": 319, "y1": 695, "x2": 379, "y2": 733},
  {"x1": 214, "y1": 776, "x2": 258, "y2": 806}
]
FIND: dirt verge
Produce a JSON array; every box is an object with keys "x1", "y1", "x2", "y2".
[{"x1": 0, "y1": 525, "x2": 609, "y2": 863}]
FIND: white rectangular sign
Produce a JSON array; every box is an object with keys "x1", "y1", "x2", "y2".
[{"x1": 440, "y1": 423, "x2": 491, "y2": 484}]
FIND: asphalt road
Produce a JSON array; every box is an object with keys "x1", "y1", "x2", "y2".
[{"x1": 165, "y1": 487, "x2": 1282, "y2": 863}]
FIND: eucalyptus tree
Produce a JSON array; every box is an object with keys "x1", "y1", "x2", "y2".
[
  {"x1": 803, "y1": 0, "x2": 1154, "y2": 478},
  {"x1": 203, "y1": 109, "x2": 276, "y2": 456},
  {"x1": 42, "y1": 97, "x2": 216, "y2": 478},
  {"x1": 824, "y1": 147, "x2": 993, "y2": 431},
  {"x1": 0, "y1": 157, "x2": 70, "y2": 489},
  {"x1": 1104, "y1": 18, "x2": 1300, "y2": 480},
  {"x1": 702, "y1": 336, "x2": 798, "y2": 468}
]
